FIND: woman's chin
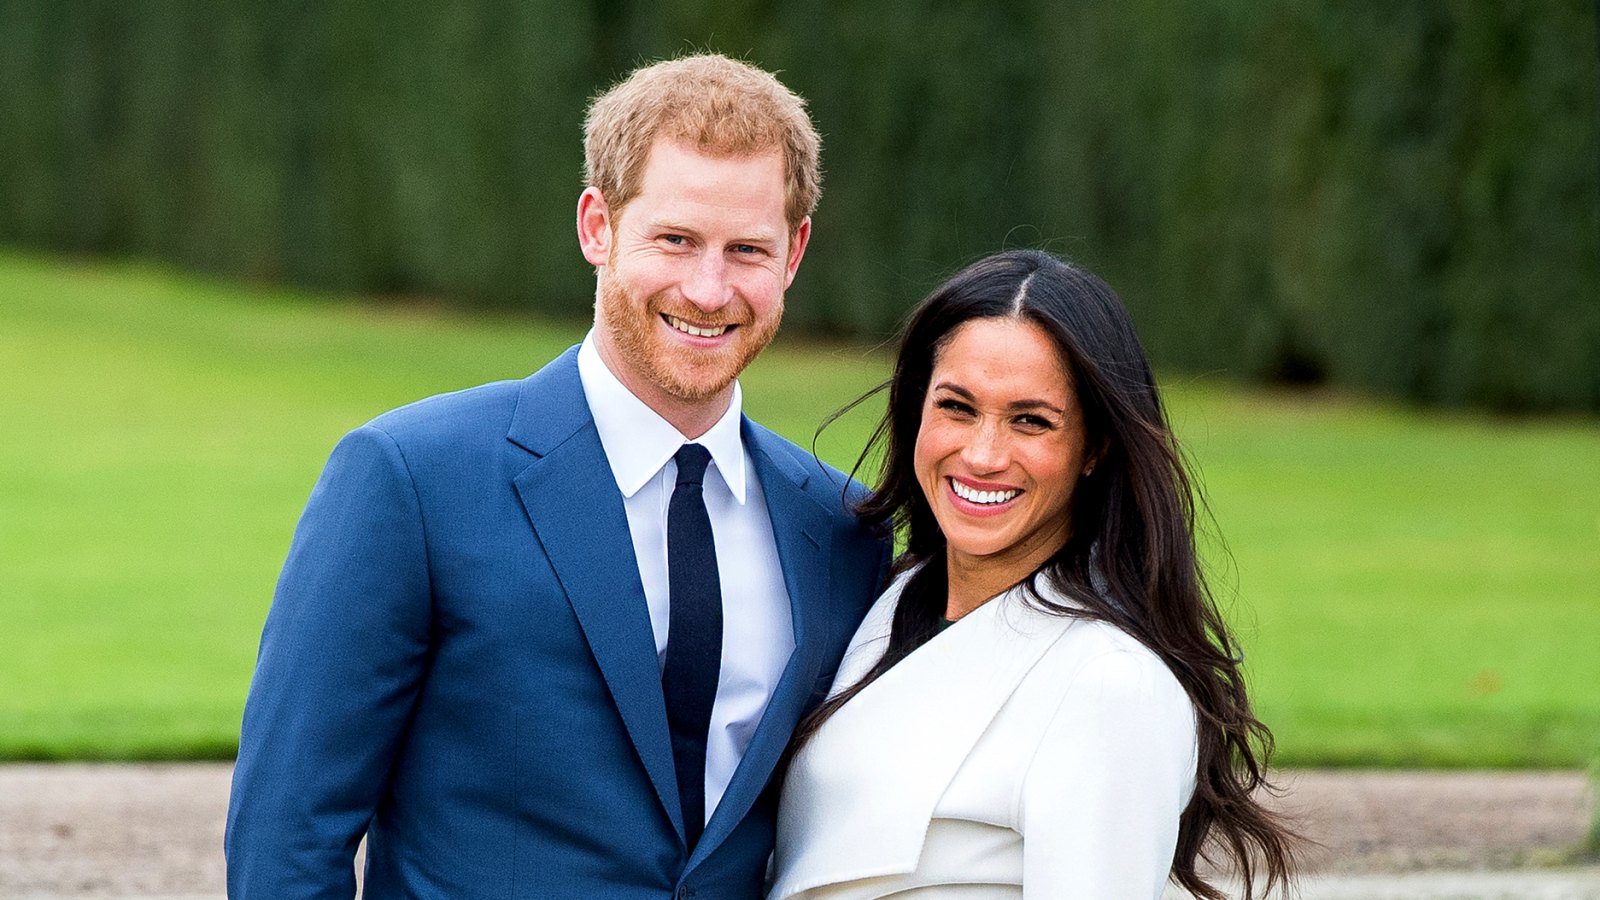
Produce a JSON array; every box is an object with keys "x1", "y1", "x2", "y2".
[{"x1": 941, "y1": 532, "x2": 1019, "y2": 564}]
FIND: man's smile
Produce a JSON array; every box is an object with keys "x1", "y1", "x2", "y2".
[{"x1": 663, "y1": 313, "x2": 734, "y2": 338}]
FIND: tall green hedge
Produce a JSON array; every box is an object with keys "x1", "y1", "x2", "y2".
[{"x1": 3, "y1": 1, "x2": 1597, "y2": 410}]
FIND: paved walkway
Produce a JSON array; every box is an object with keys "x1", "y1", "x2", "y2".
[
  {"x1": 1165, "y1": 870, "x2": 1600, "y2": 899},
  {"x1": 1, "y1": 764, "x2": 1594, "y2": 898}
]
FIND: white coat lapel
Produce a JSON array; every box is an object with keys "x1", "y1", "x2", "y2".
[{"x1": 770, "y1": 571, "x2": 1080, "y2": 899}]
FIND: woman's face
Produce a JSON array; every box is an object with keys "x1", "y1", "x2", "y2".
[{"x1": 913, "y1": 317, "x2": 1091, "y2": 580}]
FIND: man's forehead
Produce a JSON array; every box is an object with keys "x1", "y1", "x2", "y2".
[{"x1": 614, "y1": 142, "x2": 790, "y2": 229}]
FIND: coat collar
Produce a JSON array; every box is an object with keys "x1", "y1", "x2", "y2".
[
  {"x1": 506, "y1": 345, "x2": 588, "y2": 457},
  {"x1": 769, "y1": 568, "x2": 1081, "y2": 899},
  {"x1": 507, "y1": 348, "x2": 842, "y2": 866}
]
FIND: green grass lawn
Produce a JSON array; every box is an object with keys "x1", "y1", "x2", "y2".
[{"x1": 2, "y1": 249, "x2": 1597, "y2": 766}]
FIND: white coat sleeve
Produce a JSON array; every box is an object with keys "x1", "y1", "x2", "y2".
[{"x1": 1017, "y1": 645, "x2": 1199, "y2": 899}]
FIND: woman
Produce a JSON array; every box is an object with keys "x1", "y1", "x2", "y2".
[{"x1": 770, "y1": 250, "x2": 1296, "y2": 899}]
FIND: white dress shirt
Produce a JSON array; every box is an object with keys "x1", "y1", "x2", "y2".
[{"x1": 577, "y1": 333, "x2": 795, "y2": 823}]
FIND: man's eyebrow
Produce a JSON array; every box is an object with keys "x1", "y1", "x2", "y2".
[
  {"x1": 930, "y1": 382, "x2": 1064, "y2": 415},
  {"x1": 645, "y1": 220, "x2": 780, "y2": 246},
  {"x1": 648, "y1": 218, "x2": 701, "y2": 235},
  {"x1": 728, "y1": 229, "x2": 782, "y2": 247}
]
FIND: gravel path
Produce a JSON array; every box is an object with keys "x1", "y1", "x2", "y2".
[
  {"x1": 1, "y1": 764, "x2": 1594, "y2": 897},
  {"x1": 1277, "y1": 770, "x2": 1594, "y2": 873}
]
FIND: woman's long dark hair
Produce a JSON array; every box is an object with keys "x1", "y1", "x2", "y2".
[{"x1": 794, "y1": 250, "x2": 1298, "y2": 899}]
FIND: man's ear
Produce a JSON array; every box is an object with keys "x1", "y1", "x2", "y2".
[
  {"x1": 782, "y1": 216, "x2": 812, "y2": 289},
  {"x1": 577, "y1": 187, "x2": 612, "y2": 267}
]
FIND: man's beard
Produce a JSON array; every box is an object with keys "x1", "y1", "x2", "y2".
[{"x1": 596, "y1": 271, "x2": 783, "y2": 403}]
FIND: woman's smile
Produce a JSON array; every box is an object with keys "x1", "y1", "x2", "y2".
[{"x1": 946, "y1": 476, "x2": 1022, "y2": 513}]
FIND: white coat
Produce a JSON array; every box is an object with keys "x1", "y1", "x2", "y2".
[{"x1": 769, "y1": 568, "x2": 1198, "y2": 899}]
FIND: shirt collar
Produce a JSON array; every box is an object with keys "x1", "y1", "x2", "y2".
[{"x1": 577, "y1": 331, "x2": 748, "y2": 503}]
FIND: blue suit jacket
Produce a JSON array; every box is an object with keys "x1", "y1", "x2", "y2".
[{"x1": 226, "y1": 347, "x2": 890, "y2": 899}]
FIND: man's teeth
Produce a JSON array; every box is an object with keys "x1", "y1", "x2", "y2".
[
  {"x1": 666, "y1": 315, "x2": 728, "y2": 338},
  {"x1": 951, "y1": 480, "x2": 1019, "y2": 505}
]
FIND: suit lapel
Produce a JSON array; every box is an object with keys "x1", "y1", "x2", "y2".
[
  {"x1": 768, "y1": 574, "x2": 1080, "y2": 898},
  {"x1": 692, "y1": 423, "x2": 833, "y2": 865},
  {"x1": 507, "y1": 349, "x2": 683, "y2": 839}
]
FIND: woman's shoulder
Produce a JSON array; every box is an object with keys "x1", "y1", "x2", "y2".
[
  {"x1": 1055, "y1": 620, "x2": 1187, "y2": 699},
  {"x1": 1054, "y1": 613, "x2": 1162, "y2": 662},
  {"x1": 1019, "y1": 584, "x2": 1190, "y2": 710}
]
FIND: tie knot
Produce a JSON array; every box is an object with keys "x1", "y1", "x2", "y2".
[{"x1": 674, "y1": 443, "x2": 712, "y2": 486}]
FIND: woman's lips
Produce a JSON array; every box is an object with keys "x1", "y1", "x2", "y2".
[{"x1": 946, "y1": 476, "x2": 1022, "y2": 516}]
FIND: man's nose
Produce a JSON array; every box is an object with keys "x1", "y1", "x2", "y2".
[{"x1": 680, "y1": 252, "x2": 733, "y2": 313}]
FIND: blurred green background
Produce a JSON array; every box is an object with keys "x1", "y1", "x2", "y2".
[
  {"x1": 4, "y1": 1, "x2": 1597, "y2": 408},
  {"x1": 4, "y1": 251, "x2": 1597, "y2": 766},
  {"x1": 1, "y1": 3, "x2": 1598, "y2": 765}
]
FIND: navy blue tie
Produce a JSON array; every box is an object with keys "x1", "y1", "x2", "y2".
[{"x1": 662, "y1": 443, "x2": 722, "y2": 851}]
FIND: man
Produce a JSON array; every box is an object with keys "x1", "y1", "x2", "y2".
[{"x1": 226, "y1": 54, "x2": 889, "y2": 899}]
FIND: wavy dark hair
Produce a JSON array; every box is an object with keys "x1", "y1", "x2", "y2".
[{"x1": 793, "y1": 249, "x2": 1298, "y2": 898}]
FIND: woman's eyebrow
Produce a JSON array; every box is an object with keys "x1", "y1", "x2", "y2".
[
  {"x1": 931, "y1": 382, "x2": 1064, "y2": 415},
  {"x1": 1005, "y1": 399, "x2": 1065, "y2": 415}
]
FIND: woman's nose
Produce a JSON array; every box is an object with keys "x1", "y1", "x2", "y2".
[{"x1": 959, "y1": 421, "x2": 1009, "y2": 473}]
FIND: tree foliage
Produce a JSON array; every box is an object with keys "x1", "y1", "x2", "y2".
[{"x1": 2, "y1": 0, "x2": 1596, "y2": 409}]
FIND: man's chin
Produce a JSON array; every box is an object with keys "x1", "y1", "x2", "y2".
[
  {"x1": 653, "y1": 343, "x2": 753, "y2": 392},
  {"x1": 656, "y1": 369, "x2": 739, "y2": 404}
]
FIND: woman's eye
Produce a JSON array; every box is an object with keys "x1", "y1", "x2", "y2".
[
  {"x1": 1016, "y1": 414, "x2": 1054, "y2": 430},
  {"x1": 934, "y1": 398, "x2": 975, "y2": 416}
]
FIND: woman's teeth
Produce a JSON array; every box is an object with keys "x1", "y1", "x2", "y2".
[
  {"x1": 666, "y1": 315, "x2": 728, "y2": 338},
  {"x1": 951, "y1": 480, "x2": 1019, "y2": 505}
]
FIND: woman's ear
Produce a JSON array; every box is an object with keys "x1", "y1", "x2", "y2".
[{"x1": 1082, "y1": 439, "x2": 1109, "y2": 478}]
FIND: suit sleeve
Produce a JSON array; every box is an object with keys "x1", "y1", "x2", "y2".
[
  {"x1": 226, "y1": 424, "x2": 434, "y2": 899},
  {"x1": 1017, "y1": 646, "x2": 1198, "y2": 899}
]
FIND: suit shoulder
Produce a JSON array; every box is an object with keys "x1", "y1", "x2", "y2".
[
  {"x1": 744, "y1": 419, "x2": 869, "y2": 505},
  {"x1": 361, "y1": 378, "x2": 525, "y2": 448}
]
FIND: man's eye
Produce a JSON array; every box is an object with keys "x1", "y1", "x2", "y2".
[
  {"x1": 732, "y1": 244, "x2": 760, "y2": 255},
  {"x1": 662, "y1": 234, "x2": 687, "y2": 245}
]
